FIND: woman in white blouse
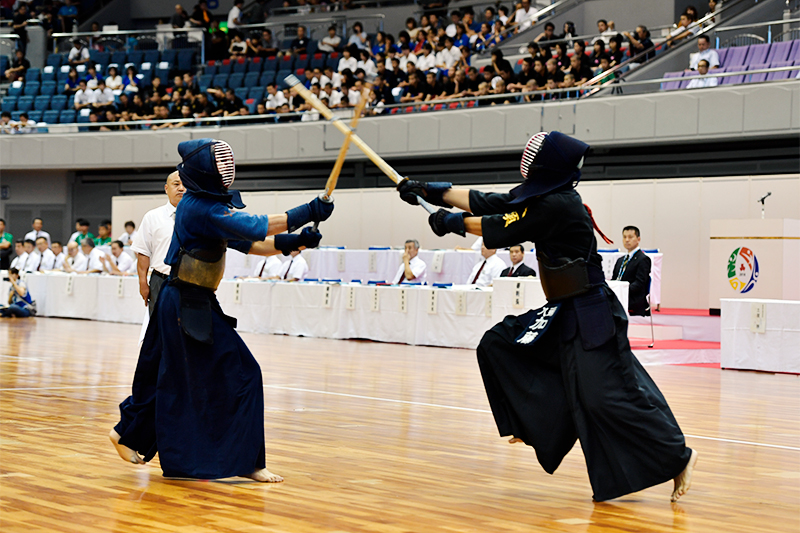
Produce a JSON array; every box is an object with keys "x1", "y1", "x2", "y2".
[{"x1": 105, "y1": 66, "x2": 123, "y2": 91}]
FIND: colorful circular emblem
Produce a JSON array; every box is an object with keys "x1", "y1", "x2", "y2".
[{"x1": 727, "y1": 247, "x2": 759, "y2": 293}]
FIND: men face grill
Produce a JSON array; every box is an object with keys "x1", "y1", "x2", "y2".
[
  {"x1": 213, "y1": 141, "x2": 236, "y2": 188},
  {"x1": 520, "y1": 132, "x2": 548, "y2": 180}
]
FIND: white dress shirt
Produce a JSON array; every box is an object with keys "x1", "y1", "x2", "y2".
[
  {"x1": 22, "y1": 252, "x2": 39, "y2": 272},
  {"x1": 277, "y1": 254, "x2": 309, "y2": 281},
  {"x1": 68, "y1": 231, "x2": 81, "y2": 243},
  {"x1": 266, "y1": 90, "x2": 288, "y2": 110},
  {"x1": 393, "y1": 255, "x2": 427, "y2": 284},
  {"x1": 30, "y1": 249, "x2": 56, "y2": 271},
  {"x1": 252, "y1": 256, "x2": 282, "y2": 278},
  {"x1": 10, "y1": 252, "x2": 28, "y2": 270},
  {"x1": 118, "y1": 230, "x2": 138, "y2": 245},
  {"x1": 686, "y1": 76, "x2": 718, "y2": 89},
  {"x1": 93, "y1": 87, "x2": 115, "y2": 106},
  {"x1": 689, "y1": 49, "x2": 720, "y2": 70},
  {"x1": 74, "y1": 88, "x2": 95, "y2": 107},
  {"x1": 73, "y1": 248, "x2": 105, "y2": 272},
  {"x1": 515, "y1": 7, "x2": 538, "y2": 32},
  {"x1": 337, "y1": 56, "x2": 358, "y2": 73},
  {"x1": 227, "y1": 5, "x2": 242, "y2": 28},
  {"x1": 110, "y1": 251, "x2": 134, "y2": 274},
  {"x1": 65, "y1": 252, "x2": 84, "y2": 270},
  {"x1": 24, "y1": 230, "x2": 51, "y2": 246},
  {"x1": 470, "y1": 237, "x2": 483, "y2": 252},
  {"x1": 130, "y1": 201, "x2": 177, "y2": 276},
  {"x1": 416, "y1": 52, "x2": 437, "y2": 72},
  {"x1": 466, "y1": 253, "x2": 507, "y2": 287},
  {"x1": 53, "y1": 252, "x2": 66, "y2": 270}
]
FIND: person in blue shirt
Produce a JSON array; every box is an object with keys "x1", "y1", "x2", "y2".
[
  {"x1": 110, "y1": 139, "x2": 333, "y2": 483},
  {"x1": 0, "y1": 268, "x2": 36, "y2": 318}
]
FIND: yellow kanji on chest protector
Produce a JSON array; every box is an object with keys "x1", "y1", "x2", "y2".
[{"x1": 503, "y1": 207, "x2": 528, "y2": 227}]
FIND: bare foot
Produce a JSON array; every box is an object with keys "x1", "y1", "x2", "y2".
[
  {"x1": 509, "y1": 437, "x2": 524, "y2": 444},
  {"x1": 109, "y1": 428, "x2": 145, "y2": 465},
  {"x1": 243, "y1": 468, "x2": 284, "y2": 483},
  {"x1": 671, "y1": 448, "x2": 698, "y2": 502}
]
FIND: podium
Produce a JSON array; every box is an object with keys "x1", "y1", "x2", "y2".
[{"x1": 708, "y1": 219, "x2": 800, "y2": 311}]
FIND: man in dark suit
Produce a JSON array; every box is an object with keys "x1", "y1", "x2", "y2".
[
  {"x1": 500, "y1": 244, "x2": 537, "y2": 277},
  {"x1": 612, "y1": 226, "x2": 651, "y2": 316}
]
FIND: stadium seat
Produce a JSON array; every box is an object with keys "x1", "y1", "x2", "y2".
[
  {"x1": 23, "y1": 82, "x2": 40, "y2": 96},
  {"x1": 34, "y1": 95, "x2": 51, "y2": 111},
  {"x1": 326, "y1": 52, "x2": 340, "y2": 70},
  {"x1": 161, "y1": 49, "x2": 178, "y2": 65},
  {"x1": 248, "y1": 87, "x2": 265, "y2": 101},
  {"x1": 143, "y1": 50, "x2": 160, "y2": 65},
  {"x1": 46, "y1": 53, "x2": 62, "y2": 68},
  {"x1": 433, "y1": 103, "x2": 444, "y2": 111},
  {"x1": 716, "y1": 47, "x2": 729, "y2": 66},
  {"x1": 295, "y1": 54, "x2": 309, "y2": 70},
  {"x1": 212, "y1": 74, "x2": 229, "y2": 88},
  {"x1": 466, "y1": 100, "x2": 476, "y2": 108},
  {"x1": 228, "y1": 73, "x2": 244, "y2": 89},
  {"x1": 234, "y1": 87, "x2": 249, "y2": 100},
  {"x1": 280, "y1": 38, "x2": 294, "y2": 51},
  {"x1": 40, "y1": 81, "x2": 57, "y2": 96},
  {"x1": 42, "y1": 109, "x2": 60, "y2": 124},
  {"x1": 0, "y1": 55, "x2": 6, "y2": 76},
  {"x1": 448, "y1": 102, "x2": 460, "y2": 109},
  {"x1": 217, "y1": 58, "x2": 232, "y2": 74},
  {"x1": 7, "y1": 81, "x2": 23, "y2": 96},
  {"x1": 111, "y1": 51, "x2": 127, "y2": 65},
  {"x1": 11, "y1": 111, "x2": 22, "y2": 121},
  {"x1": 25, "y1": 68, "x2": 41, "y2": 83},
  {"x1": 259, "y1": 71, "x2": 276, "y2": 86},
  {"x1": 514, "y1": 58, "x2": 524, "y2": 74},
  {"x1": 724, "y1": 45, "x2": 749, "y2": 69},
  {"x1": 405, "y1": 106, "x2": 414, "y2": 113},
  {"x1": 276, "y1": 70, "x2": 292, "y2": 89},
  {"x1": 50, "y1": 95, "x2": 68, "y2": 111},
  {"x1": 390, "y1": 107, "x2": 400, "y2": 115},
  {"x1": 91, "y1": 51, "x2": 110, "y2": 67},
  {"x1": 16, "y1": 96, "x2": 34, "y2": 112},
  {"x1": 744, "y1": 43, "x2": 770, "y2": 65},
  {"x1": 198, "y1": 74, "x2": 214, "y2": 92},
  {"x1": 660, "y1": 71, "x2": 685, "y2": 90},
  {"x1": 721, "y1": 66, "x2": 745, "y2": 85},
  {"x1": 310, "y1": 53, "x2": 325, "y2": 70},
  {"x1": 177, "y1": 50, "x2": 195, "y2": 71},
  {"x1": 59, "y1": 109, "x2": 76, "y2": 123},
  {"x1": 306, "y1": 40, "x2": 318, "y2": 55},
  {"x1": 205, "y1": 61, "x2": 218, "y2": 76},
  {"x1": 295, "y1": 68, "x2": 305, "y2": 77},
  {"x1": 28, "y1": 110, "x2": 42, "y2": 123},
  {"x1": 245, "y1": 98, "x2": 257, "y2": 114},
  {"x1": 155, "y1": 62, "x2": 171, "y2": 84},
  {"x1": 233, "y1": 57, "x2": 248, "y2": 73},
  {"x1": 746, "y1": 63, "x2": 769, "y2": 83},
  {"x1": 244, "y1": 72, "x2": 260, "y2": 88},
  {"x1": 420, "y1": 104, "x2": 430, "y2": 112},
  {"x1": 77, "y1": 108, "x2": 92, "y2": 122},
  {"x1": 791, "y1": 40, "x2": 800, "y2": 61},
  {"x1": 765, "y1": 41, "x2": 792, "y2": 64},
  {"x1": 41, "y1": 66, "x2": 56, "y2": 82},
  {"x1": 263, "y1": 57, "x2": 278, "y2": 72},
  {"x1": 766, "y1": 59, "x2": 798, "y2": 81},
  {"x1": 247, "y1": 57, "x2": 262, "y2": 74},
  {"x1": 279, "y1": 55, "x2": 295, "y2": 71},
  {"x1": 127, "y1": 51, "x2": 144, "y2": 65},
  {"x1": 1, "y1": 96, "x2": 16, "y2": 113}
]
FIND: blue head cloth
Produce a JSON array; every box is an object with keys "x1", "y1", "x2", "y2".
[
  {"x1": 176, "y1": 138, "x2": 246, "y2": 209},
  {"x1": 508, "y1": 131, "x2": 590, "y2": 205}
]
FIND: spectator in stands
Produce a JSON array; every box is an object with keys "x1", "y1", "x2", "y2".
[
  {"x1": 250, "y1": 255, "x2": 282, "y2": 279},
  {"x1": 68, "y1": 38, "x2": 91, "y2": 67},
  {"x1": 219, "y1": 88, "x2": 244, "y2": 116},
  {"x1": 10, "y1": 113, "x2": 36, "y2": 134},
  {"x1": 467, "y1": 242, "x2": 506, "y2": 286},
  {"x1": 372, "y1": 31, "x2": 387, "y2": 56},
  {"x1": 101, "y1": 240, "x2": 135, "y2": 275},
  {"x1": 130, "y1": 94, "x2": 153, "y2": 120},
  {"x1": 612, "y1": 226, "x2": 651, "y2": 316},
  {"x1": 4, "y1": 49, "x2": 29, "y2": 82},
  {"x1": 76, "y1": 237, "x2": 104, "y2": 273},
  {"x1": 568, "y1": 54, "x2": 594, "y2": 85},
  {"x1": 24, "y1": 218, "x2": 51, "y2": 246},
  {"x1": 573, "y1": 39, "x2": 589, "y2": 61},
  {"x1": 122, "y1": 66, "x2": 139, "y2": 94},
  {"x1": 545, "y1": 58, "x2": 565, "y2": 85},
  {"x1": 667, "y1": 12, "x2": 696, "y2": 48},
  {"x1": 399, "y1": 71, "x2": 427, "y2": 102},
  {"x1": 0, "y1": 218, "x2": 11, "y2": 269},
  {"x1": 514, "y1": 0, "x2": 537, "y2": 34},
  {"x1": 105, "y1": 66, "x2": 123, "y2": 92},
  {"x1": 498, "y1": 6, "x2": 511, "y2": 26},
  {"x1": 348, "y1": 22, "x2": 369, "y2": 51},
  {"x1": 118, "y1": 221, "x2": 137, "y2": 246},
  {"x1": 171, "y1": 4, "x2": 189, "y2": 28},
  {"x1": 318, "y1": 26, "x2": 341, "y2": 53},
  {"x1": 229, "y1": 33, "x2": 247, "y2": 59},
  {"x1": 207, "y1": 22, "x2": 229, "y2": 61},
  {"x1": 554, "y1": 42, "x2": 570, "y2": 70},
  {"x1": 594, "y1": 55, "x2": 615, "y2": 83},
  {"x1": 0, "y1": 112, "x2": 11, "y2": 134},
  {"x1": 337, "y1": 46, "x2": 358, "y2": 73},
  {"x1": 623, "y1": 25, "x2": 655, "y2": 67},
  {"x1": 9, "y1": 240, "x2": 26, "y2": 270},
  {"x1": 59, "y1": 0, "x2": 80, "y2": 34},
  {"x1": 61, "y1": 241, "x2": 82, "y2": 272},
  {"x1": 686, "y1": 59, "x2": 718, "y2": 88},
  {"x1": 416, "y1": 43, "x2": 436, "y2": 71},
  {"x1": 590, "y1": 39, "x2": 607, "y2": 67},
  {"x1": 69, "y1": 219, "x2": 94, "y2": 244},
  {"x1": 445, "y1": 11, "x2": 462, "y2": 38},
  {"x1": 12, "y1": 3, "x2": 29, "y2": 54},
  {"x1": 247, "y1": 29, "x2": 278, "y2": 57},
  {"x1": 533, "y1": 22, "x2": 555, "y2": 57},
  {"x1": 392, "y1": 239, "x2": 426, "y2": 284},
  {"x1": 92, "y1": 79, "x2": 115, "y2": 110},
  {"x1": 0, "y1": 268, "x2": 36, "y2": 318},
  {"x1": 264, "y1": 83, "x2": 288, "y2": 111},
  {"x1": 32, "y1": 236, "x2": 56, "y2": 271},
  {"x1": 20, "y1": 239, "x2": 37, "y2": 272},
  {"x1": 689, "y1": 35, "x2": 719, "y2": 70},
  {"x1": 149, "y1": 105, "x2": 171, "y2": 129},
  {"x1": 51, "y1": 241, "x2": 66, "y2": 270},
  {"x1": 357, "y1": 49, "x2": 377, "y2": 77},
  {"x1": 272, "y1": 250, "x2": 309, "y2": 281},
  {"x1": 192, "y1": 92, "x2": 216, "y2": 118},
  {"x1": 74, "y1": 80, "x2": 94, "y2": 110},
  {"x1": 561, "y1": 73, "x2": 579, "y2": 98},
  {"x1": 290, "y1": 26, "x2": 309, "y2": 56},
  {"x1": 608, "y1": 34, "x2": 625, "y2": 66},
  {"x1": 227, "y1": 0, "x2": 244, "y2": 30},
  {"x1": 189, "y1": 1, "x2": 213, "y2": 29},
  {"x1": 95, "y1": 220, "x2": 112, "y2": 246},
  {"x1": 500, "y1": 244, "x2": 536, "y2": 277},
  {"x1": 704, "y1": 0, "x2": 719, "y2": 24},
  {"x1": 84, "y1": 65, "x2": 100, "y2": 89},
  {"x1": 596, "y1": 19, "x2": 618, "y2": 42}
]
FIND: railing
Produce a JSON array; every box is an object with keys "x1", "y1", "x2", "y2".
[
  {"x1": 714, "y1": 17, "x2": 800, "y2": 47},
  {"x1": 268, "y1": 0, "x2": 413, "y2": 17},
  {"x1": 51, "y1": 27, "x2": 206, "y2": 61},
  {"x1": 233, "y1": 14, "x2": 386, "y2": 43}
]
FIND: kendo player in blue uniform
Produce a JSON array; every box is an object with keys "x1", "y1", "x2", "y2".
[
  {"x1": 110, "y1": 139, "x2": 333, "y2": 482},
  {"x1": 396, "y1": 131, "x2": 698, "y2": 502}
]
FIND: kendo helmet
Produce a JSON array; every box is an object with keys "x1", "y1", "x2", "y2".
[
  {"x1": 176, "y1": 138, "x2": 245, "y2": 208},
  {"x1": 509, "y1": 131, "x2": 590, "y2": 204}
]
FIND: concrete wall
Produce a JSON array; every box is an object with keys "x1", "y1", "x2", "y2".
[{"x1": 111, "y1": 173, "x2": 800, "y2": 309}]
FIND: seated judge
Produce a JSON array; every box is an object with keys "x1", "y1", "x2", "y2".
[
  {"x1": 466, "y1": 242, "x2": 506, "y2": 287},
  {"x1": 272, "y1": 250, "x2": 309, "y2": 281},
  {"x1": 252, "y1": 255, "x2": 282, "y2": 279},
  {"x1": 612, "y1": 225, "x2": 651, "y2": 316},
  {"x1": 101, "y1": 240, "x2": 135, "y2": 275},
  {"x1": 392, "y1": 239, "x2": 427, "y2": 284},
  {"x1": 500, "y1": 244, "x2": 536, "y2": 277}
]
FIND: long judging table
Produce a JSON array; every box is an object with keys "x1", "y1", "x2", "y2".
[{"x1": 24, "y1": 273, "x2": 628, "y2": 350}]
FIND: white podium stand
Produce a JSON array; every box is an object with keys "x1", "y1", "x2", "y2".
[{"x1": 708, "y1": 219, "x2": 800, "y2": 311}]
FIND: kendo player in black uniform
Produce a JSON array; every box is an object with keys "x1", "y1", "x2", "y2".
[{"x1": 396, "y1": 131, "x2": 697, "y2": 502}]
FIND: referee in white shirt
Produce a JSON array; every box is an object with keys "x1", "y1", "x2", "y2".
[
  {"x1": 131, "y1": 172, "x2": 185, "y2": 315},
  {"x1": 275, "y1": 250, "x2": 309, "y2": 281},
  {"x1": 466, "y1": 242, "x2": 506, "y2": 287},
  {"x1": 392, "y1": 239, "x2": 427, "y2": 284}
]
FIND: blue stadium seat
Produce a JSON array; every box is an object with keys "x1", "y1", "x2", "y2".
[
  {"x1": 177, "y1": 50, "x2": 195, "y2": 71},
  {"x1": 234, "y1": 87, "x2": 248, "y2": 100},
  {"x1": 212, "y1": 74, "x2": 229, "y2": 88},
  {"x1": 198, "y1": 74, "x2": 214, "y2": 92},
  {"x1": 127, "y1": 51, "x2": 144, "y2": 65},
  {"x1": 34, "y1": 95, "x2": 51, "y2": 111},
  {"x1": 0, "y1": 56, "x2": 7, "y2": 76},
  {"x1": 90, "y1": 51, "x2": 110, "y2": 67},
  {"x1": 310, "y1": 53, "x2": 325, "y2": 70},
  {"x1": 276, "y1": 70, "x2": 292, "y2": 89},
  {"x1": 41, "y1": 66, "x2": 56, "y2": 82},
  {"x1": 247, "y1": 57, "x2": 263, "y2": 74},
  {"x1": 23, "y1": 81, "x2": 40, "y2": 96},
  {"x1": 259, "y1": 71, "x2": 276, "y2": 86},
  {"x1": 294, "y1": 54, "x2": 309, "y2": 70},
  {"x1": 326, "y1": 52, "x2": 340, "y2": 71},
  {"x1": 16, "y1": 96, "x2": 34, "y2": 112},
  {"x1": 248, "y1": 87, "x2": 265, "y2": 101},
  {"x1": 205, "y1": 62, "x2": 218, "y2": 76},
  {"x1": 25, "y1": 68, "x2": 41, "y2": 82},
  {"x1": 59, "y1": 110, "x2": 76, "y2": 123},
  {"x1": 7, "y1": 82, "x2": 24, "y2": 97},
  {"x1": 1, "y1": 96, "x2": 16, "y2": 113},
  {"x1": 50, "y1": 95, "x2": 68, "y2": 111},
  {"x1": 306, "y1": 40, "x2": 318, "y2": 56},
  {"x1": 263, "y1": 57, "x2": 278, "y2": 72},
  {"x1": 111, "y1": 51, "x2": 127, "y2": 65},
  {"x1": 46, "y1": 53, "x2": 62, "y2": 68},
  {"x1": 279, "y1": 55, "x2": 295, "y2": 71},
  {"x1": 217, "y1": 59, "x2": 232, "y2": 74},
  {"x1": 280, "y1": 38, "x2": 294, "y2": 51},
  {"x1": 40, "y1": 81, "x2": 57, "y2": 96},
  {"x1": 43, "y1": 109, "x2": 60, "y2": 124},
  {"x1": 11, "y1": 111, "x2": 22, "y2": 121},
  {"x1": 28, "y1": 110, "x2": 42, "y2": 123},
  {"x1": 155, "y1": 63, "x2": 171, "y2": 84},
  {"x1": 161, "y1": 49, "x2": 178, "y2": 65},
  {"x1": 232, "y1": 57, "x2": 248, "y2": 73},
  {"x1": 244, "y1": 72, "x2": 260, "y2": 88},
  {"x1": 143, "y1": 50, "x2": 160, "y2": 65},
  {"x1": 227, "y1": 73, "x2": 244, "y2": 89},
  {"x1": 77, "y1": 109, "x2": 92, "y2": 123}
]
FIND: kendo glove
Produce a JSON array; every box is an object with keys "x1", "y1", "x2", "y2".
[
  {"x1": 285, "y1": 197, "x2": 335, "y2": 232},
  {"x1": 428, "y1": 209, "x2": 467, "y2": 237},
  {"x1": 274, "y1": 227, "x2": 323, "y2": 255},
  {"x1": 396, "y1": 178, "x2": 452, "y2": 208}
]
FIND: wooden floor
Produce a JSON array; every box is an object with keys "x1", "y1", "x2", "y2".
[{"x1": 0, "y1": 317, "x2": 798, "y2": 533}]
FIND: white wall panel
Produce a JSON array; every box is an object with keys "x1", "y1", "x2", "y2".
[
  {"x1": 505, "y1": 104, "x2": 541, "y2": 146},
  {"x1": 438, "y1": 113, "x2": 471, "y2": 151},
  {"x1": 614, "y1": 97, "x2": 655, "y2": 140},
  {"x1": 10, "y1": 137, "x2": 42, "y2": 166},
  {"x1": 378, "y1": 118, "x2": 408, "y2": 153},
  {"x1": 470, "y1": 109, "x2": 506, "y2": 148},
  {"x1": 297, "y1": 123, "x2": 325, "y2": 159},
  {"x1": 407, "y1": 115, "x2": 440, "y2": 153},
  {"x1": 45, "y1": 136, "x2": 75, "y2": 166},
  {"x1": 244, "y1": 128, "x2": 273, "y2": 162},
  {"x1": 131, "y1": 131, "x2": 163, "y2": 164},
  {"x1": 574, "y1": 100, "x2": 613, "y2": 141},
  {"x1": 159, "y1": 131, "x2": 191, "y2": 163},
  {"x1": 103, "y1": 135, "x2": 133, "y2": 165},
  {"x1": 742, "y1": 85, "x2": 793, "y2": 131},
  {"x1": 271, "y1": 125, "x2": 299, "y2": 159},
  {"x1": 697, "y1": 90, "x2": 744, "y2": 134},
  {"x1": 74, "y1": 135, "x2": 104, "y2": 165},
  {"x1": 654, "y1": 93, "x2": 699, "y2": 138}
]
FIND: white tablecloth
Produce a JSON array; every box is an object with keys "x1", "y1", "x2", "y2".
[
  {"x1": 721, "y1": 298, "x2": 800, "y2": 373},
  {"x1": 599, "y1": 251, "x2": 662, "y2": 306}
]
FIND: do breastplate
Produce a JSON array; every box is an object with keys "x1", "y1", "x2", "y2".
[{"x1": 174, "y1": 245, "x2": 226, "y2": 290}]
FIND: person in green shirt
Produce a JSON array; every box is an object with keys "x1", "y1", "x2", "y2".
[
  {"x1": 72, "y1": 219, "x2": 94, "y2": 245},
  {"x1": 0, "y1": 218, "x2": 12, "y2": 270},
  {"x1": 94, "y1": 219, "x2": 112, "y2": 246}
]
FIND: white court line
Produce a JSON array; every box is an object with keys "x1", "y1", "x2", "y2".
[{"x1": 1, "y1": 383, "x2": 797, "y2": 452}]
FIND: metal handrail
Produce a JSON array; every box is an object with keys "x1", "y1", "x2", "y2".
[
  {"x1": 478, "y1": 0, "x2": 581, "y2": 56},
  {"x1": 269, "y1": 0, "x2": 412, "y2": 16},
  {"x1": 235, "y1": 14, "x2": 386, "y2": 32},
  {"x1": 713, "y1": 17, "x2": 800, "y2": 33},
  {"x1": 51, "y1": 27, "x2": 205, "y2": 39}
]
